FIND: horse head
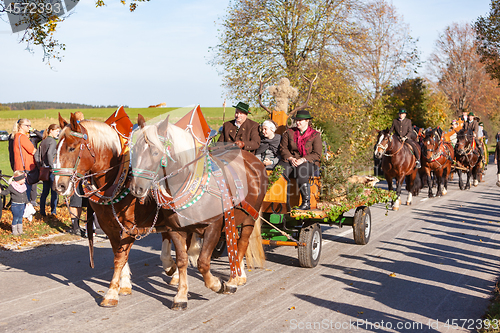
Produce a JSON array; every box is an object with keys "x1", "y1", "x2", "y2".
[
  {"x1": 422, "y1": 128, "x2": 439, "y2": 160},
  {"x1": 374, "y1": 129, "x2": 392, "y2": 159},
  {"x1": 54, "y1": 113, "x2": 122, "y2": 197},
  {"x1": 53, "y1": 113, "x2": 95, "y2": 196},
  {"x1": 130, "y1": 114, "x2": 196, "y2": 198},
  {"x1": 455, "y1": 128, "x2": 472, "y2": 156}
]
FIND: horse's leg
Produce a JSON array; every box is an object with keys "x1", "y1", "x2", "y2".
[
  {"x1": 227, "y1": 219, "x2": 255, "y2": 288},
  {"x1": 465, "y1": 170, "x2": 471, "y2": 190},
  {"x1": 386, "y1": 175, "x2": 397, "y2": 208},
  {"x1": 426, "y1": 170, "x2": 434, "y2": 198},
  {"x1": 196, "y1": 223, "x2": 230, "y2": 294},
  {"x1": 435, "y1": 169, "x2": 443, "y2": 197},
  {"x1": 393, "y1": 175, "x2": 404, "y2": 210},
  {"x1": 160, "y1": 234, "x2": 177, "y2": 276},
  {"x1": 101, "y1": 235, "x2": 135, "y2": 307},
  {"x1": 458, "y1": 169, "x2": 464, "y2": 190},
  {"x1": 169, "y1": 231, "x2": 189, "y2": 310},
  {"x1": 119, "y1": 262, "x2": 132, "y2": 295},
  {"x1": 442, "y1": 167, "x2": 449, "y2": 195}
]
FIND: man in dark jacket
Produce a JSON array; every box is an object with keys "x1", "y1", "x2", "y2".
[
  {"x1": 217, "y1": 102, "x2": 260, "y2": 152},
  {"x1": 464, "y1": 112, "x2": 483, "y2": 161},
  {"x1": 389, "y1": 109, "x2": 421, "y2": 168}
]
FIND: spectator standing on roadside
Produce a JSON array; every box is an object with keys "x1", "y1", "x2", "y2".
[
  {"x1": 12, "y1": 118, "x2": 38, "y2": 206},
  {"x1": 1, "y1": 171, "x2": 29, "y2": 235},
  {"x1": 39, "y1": 124, "x2": 60, "y2": 216}
]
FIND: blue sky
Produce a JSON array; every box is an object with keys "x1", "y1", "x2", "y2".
[{"x1": 0, "y1": 0, "x2": 493, "y2": 108}]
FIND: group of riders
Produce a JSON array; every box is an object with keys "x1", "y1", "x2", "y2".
[{"x1": 388, "y1": 108, "x2": 489, "y2": 175}]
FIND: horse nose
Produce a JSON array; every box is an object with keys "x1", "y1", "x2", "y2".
[{"x1": 56, "y1": 182, "x2": 66, "y2": 193}]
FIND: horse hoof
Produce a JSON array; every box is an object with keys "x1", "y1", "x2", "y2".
[
  {"x1": 169, "y1": 277, "x2": 179, "y2": 286},
  {"x1": 496, "y1": 181, "x2": 500, "y2": 187},
  {"x1": 119, "y1": 288, "x2": 132, "y2": 296},
  {"x1": 171, "y1": 302, "x2": 187, "y2": 311},
  {"x1": 100, "y1": 299, "x2": 118, "y2": 307},
  {"x1": 406, "y1": 201, "x2": 412, "y2": 206},
  {"x1": 392, "y1": 206, "x2": 399, "y2": 211},
  {"x1": 165, "y1": 266, "x2": 177, "y2": 277},
  {"x1": 217, "y1": 280, "x2": 237, "y2": 294}
]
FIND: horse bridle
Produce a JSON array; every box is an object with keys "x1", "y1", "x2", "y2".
[
  {"x1": 52, "y1": 129, "x2": 96, "y2": 184},
  {"x1": 131, "y1": 133, "x2": 176, "y2": 182}
]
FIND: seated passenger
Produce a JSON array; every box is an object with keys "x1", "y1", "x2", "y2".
[
  {"x1": 217, "y1": 101, "x2": 260, "y2": 152},
  {"x1": 255, "y1": 120, "x2": 281, "y2": 170},
  {"x1": 278, "y1": 109, "x2": 322, "y2": 210}
]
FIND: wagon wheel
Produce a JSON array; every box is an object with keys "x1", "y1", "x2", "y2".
[
  {"x1": 352, "y1": 206, "x2": 371, "y2": 245},
  {"x1": 298, "y1": 222, "x2": 322, "y2": 268}
]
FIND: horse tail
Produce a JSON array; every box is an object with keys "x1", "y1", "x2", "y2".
[
  {"x1": 187, "y1": 233, "x2": 202, "y2": 267},
  {"x1": 245, "y1": 209, "x2": 265, "y2": 269}
]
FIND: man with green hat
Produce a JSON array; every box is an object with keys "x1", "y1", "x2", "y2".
[
  {"x1": 389, "y1": 109, "x2": 421, "y2": 168},
  {"x1": 464, "y1": 111, "x2": 484, "y2": 161},
  {"x1": 217, "y1": 101, "x2": 260, "y2": 151}
]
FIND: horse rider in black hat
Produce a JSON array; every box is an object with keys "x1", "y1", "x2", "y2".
[{"x1": 389, "y1": 109, "x2": 421, "y2": 168}]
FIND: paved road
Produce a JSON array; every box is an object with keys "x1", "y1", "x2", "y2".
[{"x1": 1, "y1": 168, "x2": 500, "y2": 333}]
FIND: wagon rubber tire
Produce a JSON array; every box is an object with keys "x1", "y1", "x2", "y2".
[
  {"x1": 353, "y1": 206, "x2": 371, "y2": 245},
  {"x1": 298, "y1": 222, "x2": 322, "y2": 268}
]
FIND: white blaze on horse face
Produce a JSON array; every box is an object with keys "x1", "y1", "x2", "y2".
[
  {"x1": 377, "y1": 134, "x2": 384, "y2": 145},
  {"x1": 54, "y1": 137, "x2": 74, "y2": 196}
]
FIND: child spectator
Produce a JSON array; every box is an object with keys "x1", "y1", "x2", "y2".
[{"x1": 1, "y1": 171, "x2": 29, "y2": 235}]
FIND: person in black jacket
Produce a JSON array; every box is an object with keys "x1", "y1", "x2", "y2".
[
  {"x1": 389, "y1": 109, "x2": 421, "y2": 168},
  {"x1": 1, "y1": 171, "x2": 29, "y2": 235},
  {"x1": 39, "y1": 124, "x2": 60, "y2": 216}
]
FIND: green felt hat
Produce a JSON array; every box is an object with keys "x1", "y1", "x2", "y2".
[
  {"x1": 479, "y1": 122, "x2": 484, "y2": 126},
  {"x1": 232, "y1": 102, "x2": 250, "y2": 114},
  {"x1": 292, "y1": 109, "x2": 313, "y2": 120},
  {"x1": 398, "y1": 109, "x2": 407, "y2": 114},
  {"x1": 468, "y1": 112, "x2": 474, "y2": 116}
]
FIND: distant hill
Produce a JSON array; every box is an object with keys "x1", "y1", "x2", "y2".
[{"x1": 0, "y1": 101, "x2": 126, "y2": 110}]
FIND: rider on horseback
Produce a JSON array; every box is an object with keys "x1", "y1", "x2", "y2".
[
  {"x1": 389, "y1": 109, "x2": 421, "y2": 168},
  {"x1": 463, "y1": 111, "x2": 484, "y2": 162}
]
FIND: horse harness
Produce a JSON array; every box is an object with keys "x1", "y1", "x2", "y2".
[{"x1": 133, "y1": 133, "x2": 258, "y2": 279}]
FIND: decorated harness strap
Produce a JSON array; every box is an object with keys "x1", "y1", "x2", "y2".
[{"x1": 211, "y1": 159, "x2": 241, "y2": 279}]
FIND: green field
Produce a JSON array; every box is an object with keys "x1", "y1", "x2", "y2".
[{"x1": 0, "y1": 106, "x2": 269, "y2": 177}]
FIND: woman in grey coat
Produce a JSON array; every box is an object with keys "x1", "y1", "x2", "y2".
[
  {"x1": 255, "y1": 120, "x2": 281, "y2": 170},
  {"x1": 39, "y1": 124, "x2": 60, "y2": 216}
]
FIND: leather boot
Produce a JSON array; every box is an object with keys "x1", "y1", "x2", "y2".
[
  {"x1": 12, "y1": 225, "x2": 19, "y2": 236},
  {"x1": 71, "y1": 218, "x2": 81, "y2": 235},
  {"x1": 17, "y1": 224, "x2": 23, "y2": 235},
  {"x1": 297, "y1": 183, "x2": 311, "y2": 210}
]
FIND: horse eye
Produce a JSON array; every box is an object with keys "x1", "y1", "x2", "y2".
[
  {"x1": 152, "y1": 151, "x2": 158, "y2": 157},
  {"x1": 69, "y1": 147, "x2": 75, "y2": 152}
]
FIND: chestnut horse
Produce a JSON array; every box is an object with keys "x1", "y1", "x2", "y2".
[
  {"x1": 454, "y1": 129, "x2": 481, "y2": 190},
  {"x1": 374, "y1": 129, "x2": 421, "y2": 210},
  {"x1": 421, "y1": 128, "x2": 454, "y2": 197},
  {"x1": 53, "y1": 113, "x2": 193, "y2": 309},
  {"x1": 129, "y1": 115, "x2": 267, "y2": 307}
]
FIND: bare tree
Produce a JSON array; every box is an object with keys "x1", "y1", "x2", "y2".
[
  {"x1": 345, "y1": 0, "x2": 419, "y2": 102},
  {"x1": 427, "y1": 23, "x2": 490, "y2": 117}
]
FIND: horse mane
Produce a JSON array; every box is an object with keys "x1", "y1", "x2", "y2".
[
  {"x1": 142, "y1": 121, "x2": 196, "y2": 169},
  {"x1": 61, "y1": 120, "x2": 122, "y2": 155}
]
